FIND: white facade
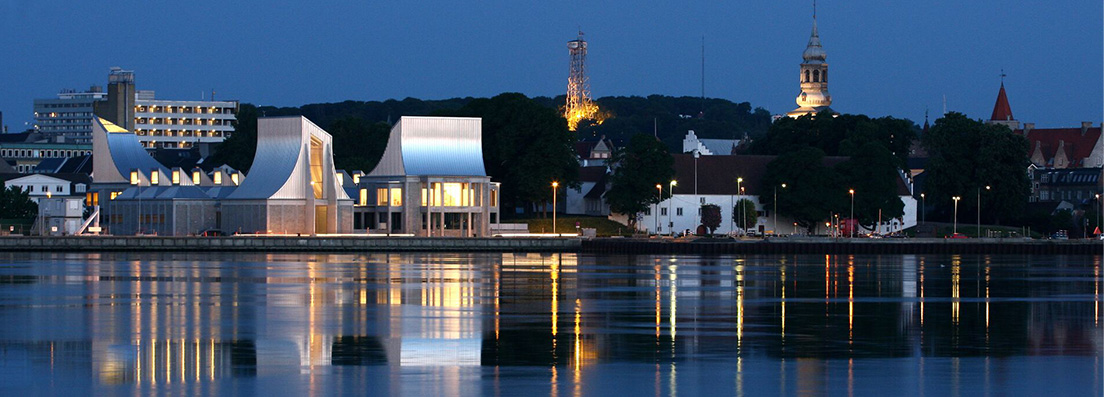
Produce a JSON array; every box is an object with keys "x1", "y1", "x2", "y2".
[
  {"x1": 636, "y1": 193, "x2": 918, "y2": 236},
  {"x1": 5, "y1": 174, "x2": 86, "y2": 203},
  {"x1": 37, "y1": 197, "x2": 85, "y2": 236},
  {"x1": 134, "y1": 99, "x2": 237, "y2": 148}
]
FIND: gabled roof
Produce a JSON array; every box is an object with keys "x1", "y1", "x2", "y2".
[
  {"x1": 1019, "y1": 126, "x2": 1102, "y2": 167},
  {"x1": 578, "y1": 166, "x2": 608, "y2": 183},
  {"x1": 990, "y1": 83, "x2": 1014, "y2": 121}
]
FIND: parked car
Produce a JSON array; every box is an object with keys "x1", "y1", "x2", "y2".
[
  {"x1": 1051, "y1": 230, "x2": 1068, "y2": 240},
  {"x1": 948, "y1": 233, "x2": 968, "y2": 239}
]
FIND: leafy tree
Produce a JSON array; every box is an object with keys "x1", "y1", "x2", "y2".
[
  {"x1": 700, "y1": 204, "x2": 721, "y2": 234},
  {"x1": 751, "y1": 112, "x2": 916, "y2": 167},
  {"x1": 762, "y1": 147, "x2": 846, "y2": 231},
  {"x1": 606, "y1": 134, "x2": 676, "y2": 230},
  {"x1": 0, "y1": 186, "x2": 37, "y2": 219},
  {"x1": 328, "y1": 117, "x2": 391, "y2": 173},
  {"x1": 922, "y1": 112, "x2": 1029, "y2": 224},
  {"x1": 834, "y1": 142, "x2": 905, "y2": 227},
  {"x1": 731, "y1": 198, "x2": 758, "y2": 233},
  {"x1": 209, "y1": 103, "x2": 259, "y2": 172},
  {"x1": 456, "y1": 93, "x2": 580, "y2": 216}
]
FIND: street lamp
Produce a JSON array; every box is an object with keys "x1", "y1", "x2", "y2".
[
  {"x1": 656, "y1": 184, "x2": 662, "y2": 235},
  {"x1": 977, "y1": 185, "x2": 990, "y2": 237},
  {"x1": 737, "y1": 177, "x2": 743, "y2": 236},
  {"x1": 551, "y1": 181, "x2": 559, "y2": 235},
  {"x1": 848, "y1": 189, "x2": 855, "y2": 238},
  {"x1": 1097, "y1": 193, "x2": 1102, "y2": 238},
  {"x1": 920, "y1": 193, "x2": 926, "y2": 225},
  {"x1": 669, "y1": 180, "x2": 677, "y2": 236},
  {"x1": 774, "y1": 183, "x2": 786, "y2": 236},
  {"x1": 953, "y1": 196, "x2": 962, "y2": 235},
  {"x1": 740, "y1": 186, "x2": 747, "y2": 236}
]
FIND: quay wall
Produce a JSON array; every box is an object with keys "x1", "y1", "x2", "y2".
[
  {"x1": 582, "y1": 238, "x2": 1103, "y2": 255},
  {"x1": 0, "y1": 236, "x2": 581, "y2": 253},
  {"x1": 0, "y1": 236, "x2": 1099, "y2": 255}
]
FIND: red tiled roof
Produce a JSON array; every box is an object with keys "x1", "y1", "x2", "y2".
[
  {"x1": 1017, "y1": 127, "x2": 1103, "y2": 167},
  {"x1": 990, "y1": 84, "x2": 1014, "y2": 121}
]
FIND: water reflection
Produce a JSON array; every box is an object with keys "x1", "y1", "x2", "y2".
[{"x1": 0, "y1": 252, "x2": 1099, "y2": 395}]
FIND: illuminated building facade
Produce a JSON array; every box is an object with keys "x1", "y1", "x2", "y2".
[
  {"x1": 786, "y1": 6, "x2": 834, "y2": 118},
  {"x1": 353, "y1": 116, "x2": 500, "y2": 237},
  {"x1": 33, "y1": 68, "x2": 237, "y2": 148}
]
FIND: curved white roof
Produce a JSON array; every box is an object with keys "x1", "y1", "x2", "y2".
[
  {"x1": 369, "y1": 117, "x2": 486, "y2": 177},
  {"x1": 92, "y1": 117, "x2": 170, "y2": 184},
  {"x1": 228, "y1": 116, "x2": 349, "y2": 201}
]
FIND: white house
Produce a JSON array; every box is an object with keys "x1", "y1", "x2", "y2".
[
  {"x1": 4, "y1": 173, "x2": 89, "y2": 203},
  {"x1": 632, "y1": 154, "x2": 917, "y2": 236}
]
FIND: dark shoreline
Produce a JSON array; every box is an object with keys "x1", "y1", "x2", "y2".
[{"x1": 0, "y1": 236, "x2": 1101, "y2": 255}]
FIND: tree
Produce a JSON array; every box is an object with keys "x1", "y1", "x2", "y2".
[
  {"x1": 606, "y1": 134, "x2": 676, "y2": 230},
  {"x1": 834, "y1": 142, "x2": 905, "y2": 227},
  {"x1": 923, "y1": 112, "x2": 1030, "y2": 224},
  {"x1": 731, "y1": 198, "x2": 758, "y2": 234},
  {"x1": 0, "y1": 186, "x2": 37, "y2": 220},
  {"x1": 457, "y1": 93, "x2": 580, "y2": 216},
  {"x1": 209, "y1": 103, "x2": 259, "y2": 172},
  {"x1": 328, "y1": 117, "x2": 391, "y2": 173},
  {"x1": 701, "y1": 204, "x2": 721, "y2": 234},
  {"x1": 762, "y1": 147, "x2": 846, "y2": 231}
]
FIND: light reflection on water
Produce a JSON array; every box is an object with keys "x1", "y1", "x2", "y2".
[{"x1": 0, "y1": 252, "x2": 1099, "y2": 396}]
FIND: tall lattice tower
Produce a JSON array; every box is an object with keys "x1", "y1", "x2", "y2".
[{"x1": 564, "y1": 31, "x2": 599, "y2": 131}]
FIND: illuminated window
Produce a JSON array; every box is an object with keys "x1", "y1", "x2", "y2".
[
  {"x1": 213, "y1": 172, "x2": 222, "y2": 185},
  {"x1": 231, "y1": 173, "x2": 240, "y2": 185},
  {"x1": 149, "y1": 170, "x2": 159, "y2": 185},
  {"x1": 110, "y1": 192, "x2": 120, "y2": 200},
  {"x1": 359, "y1": 188, "x2": 367, "y2": 206},
  {"x1": 490, "y1": 189, "x2": 497, "y2": 207},
  {"x1": 377, "y1": 188, "x2": 388, "y2": 206},
  {"x1": 130, "y1": 171, "x2": 140, "y2": 185},
  {"x1": 192, "y1": 171, "x2": 201, "y2": 185},
  {"x1": 352, "y1": 174, "x2": 360, "y2": 184},
  {"x1": 389, "y1": 188, "x2": 402, "y2": 206},
  {"x1": 171, "y1": 170, "x2": 180, "y2": 185}
]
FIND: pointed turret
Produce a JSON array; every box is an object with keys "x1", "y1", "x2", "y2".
[
  {"x1": 788, "y1": 2, "x2": 833, "y2": 118},
  {"x1": 987, "y1": 82, "x2": 1019, "y2": 130}
]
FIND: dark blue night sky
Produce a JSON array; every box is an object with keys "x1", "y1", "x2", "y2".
[{"x1": 0, "y1": 0, "x2": 1100, "y2": 128}]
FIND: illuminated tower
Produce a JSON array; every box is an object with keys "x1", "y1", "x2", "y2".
[
  {"x1": 787, "y1": 3, "x2": 833, "y2": 118},
  {"x1": 564, "y1": 31, "x2": 599, "y2": 131}
]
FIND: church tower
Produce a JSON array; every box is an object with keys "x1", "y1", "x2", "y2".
[{"x1": 787, "y1": 3, "x2": 833, "y2": 118}]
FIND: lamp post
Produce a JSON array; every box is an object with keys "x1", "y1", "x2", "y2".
[
  {"x1": 920, "y1": 193, "x2": 926, "y2": 224},
  {"x1": 668, "y1": 180, "x2": 677, "y2": 236},
  {"x1": 977, "y1": 185, "x2": 990, "y2": 237},
  {"x1": 656, "y1": 184, "x2": 662, "y2": 235},
  {"x1": 1097, "y1": 193, "x2": 1102, "y2": 238},
  {"x1": 740, "y1": 186, "x2": 746, "y2": 236},
  {"x1": 736, "y1": 177, "x2": 743, "y2": 236},
  {"x1": 953, "y1": 196, "x2": 962, "y2": 235},
  {"x1": 848, "y1": 189, "x2": 855, "y2": 238},
  {"x1": 774, "y1": 183, "x2": 786, "y2": 236},
  {"x1": 551, "y1": 181, "x2": 559, "y2": 235}
]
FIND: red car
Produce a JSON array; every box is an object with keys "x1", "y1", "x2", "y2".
[{"x1": 947, "y1": 233, "x2": 968, "y2": 239}]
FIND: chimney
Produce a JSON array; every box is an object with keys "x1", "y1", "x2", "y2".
[
  {"x1": 1082, "y1": 121, "x2": 1092, "y2": 136},
  {"x1": 1023, "y1": 122, "x2": 1034, "y2": 137}
]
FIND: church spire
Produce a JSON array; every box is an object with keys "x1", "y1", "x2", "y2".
[
  {"x1": 788, "y1": 1, "x2": 832, "y2": 118},
  {"x1": 803, "y1": 1, "x2": 826, "y2": 62}
]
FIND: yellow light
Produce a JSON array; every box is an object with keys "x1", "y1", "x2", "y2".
[
  {"x1": 552, "y1": 181, "x2": 559, "y2": 188},
  {"x1": 213, "y1": 172, "x2": 222, "y2": 185},
  {"x1": 849, "y1": 189, "x2": 854, "y2": 195}
]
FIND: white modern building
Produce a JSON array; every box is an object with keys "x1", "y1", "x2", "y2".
[
  {"x1": 133, "y1": 98, "x2": 237, "y2": 149},
  {"x1": 354, "y1": 116, "x2": 500, "y2": 237}
]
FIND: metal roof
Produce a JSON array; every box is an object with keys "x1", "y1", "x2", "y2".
[
  {"x1": 369, "y1": 116, "x2": 486, "y2": 177},
  {"x1": 92, "y1": 117, "x2": 170, "y2": 184},
  {"x1": 228, "y1": 116, "x2": 349, "y2": 201}
]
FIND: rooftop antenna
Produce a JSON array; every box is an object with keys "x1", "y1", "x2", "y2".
[
  {"x1": 942, "y1": 94, "x2": 947, "y2": 115},
  {"x1": 701, "y1": 35, "x2": 705, "y2": 117},
  {"x1": 814, "y1": 0, "x2": 817, "y2": 19}
]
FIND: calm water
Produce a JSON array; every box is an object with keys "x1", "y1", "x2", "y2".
[{"x1": 0, "y1": 252, "x2": 1100, "y2": 396}]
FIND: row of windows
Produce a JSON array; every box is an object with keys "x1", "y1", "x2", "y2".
[
  {"x1": 354, "y1": 184, "x2": 499, "y2": 208},
  {"x1": 803, "y1": 69, "x2": 827, "y2": 83},
  {"x1": 136, "y1": 118, "x2": 231, "y2": 126},
  {"x1": 39, "y1": 102, "x2": 95, "y2": 109},
  {"x1": 135, "y1": 130, "x2": 226, "y2": 138},
  {"x1": 36, "y1": 125, "x2": 93, "y2": 132},
  {"x1": 136, "y1": 106, "x2": 234, "y2": 114},
  {"x1": 12, "y1": 184, "x2": 66, "y2": 193},
  {"x1": 36, "y1": 112, "x2": 94, "y2": 118},
  {"x1": 0, "y1": 149, "x2": 91, "y2": 158}
]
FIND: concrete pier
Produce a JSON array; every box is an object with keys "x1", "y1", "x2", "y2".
[{"x1": 582, "y1": 237, "x2": 1103, "y2": 255}]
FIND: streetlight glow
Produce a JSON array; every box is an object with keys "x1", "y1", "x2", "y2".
[
  {"x1": 552, "y1": 181, "x2": 559, "y2": 235},
  {"x1": 849, "y1": 189, "x2": 855, "y2": 238}
]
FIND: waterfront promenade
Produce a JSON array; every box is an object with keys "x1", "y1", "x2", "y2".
[{"x1": 0, "y1": 236, "x2": 1099, "y2": 255}]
